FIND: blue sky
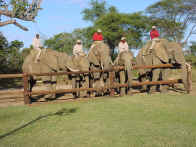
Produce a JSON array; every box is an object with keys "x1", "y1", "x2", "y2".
[{"x1": 1, "y1": 0, "x2": 163, "y2": 48}]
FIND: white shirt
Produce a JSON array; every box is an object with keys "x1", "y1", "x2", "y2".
[
  {"x1": 32, "y1": 37, "x2": 42, "y2": 50},
  {"x1": 118, "y1": 41, "x2": 129, "y2": 53},
  {"x1": 73, "y1": 44, "x2": 84, "y2": 56}
]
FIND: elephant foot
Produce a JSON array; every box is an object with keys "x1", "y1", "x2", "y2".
[
  {"x1": 120, "y1": 89, "x2": 126, "y2": 97},
  {"x1": 160, "y1": 88, "x2": 168, "y2": 94},
  {"x1": 119, "y1": 93, "x2": 125, "y2": 97},
  {"x1": 95, "y1": 92, "x2": 103, "y2": 97},
  {"x1": 160, "y1": 85, "x2": 168, "y2": 94},
  {"x1": 80, "y1": 92, "x2": 89, "y2": 98},
  {"x1": 43, "y1": 94, "x2": 56, "y2": 101},
  {"x1": 127, "y1": 90, "x2": 133, "y2": 96},
  {"x1": 149, "y1": 88, "x2": 156, "y2": 94}
]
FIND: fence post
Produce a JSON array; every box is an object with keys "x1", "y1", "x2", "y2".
[
  {"x1": 109, "y1": 71, "x2": 115, "y2": 96},
  {"x1": 23, "y1": 73, "x2": 30, "y2": 104}
]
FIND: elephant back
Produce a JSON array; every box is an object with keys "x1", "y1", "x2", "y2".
[{"x1": 116, "y1": 51, "x2": 133, "y2": 66}]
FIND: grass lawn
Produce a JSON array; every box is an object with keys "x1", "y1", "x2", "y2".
[{"x1": 0, "y1": 93, "x2": 196, "y2": 147}]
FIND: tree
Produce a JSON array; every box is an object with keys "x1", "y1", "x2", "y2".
[
  {"x1": 7, "y1": 40, "x2": 24, "y2": 73},
  {"x1": 0, "y1": 33, "x2": 24, "y2": 73},
  {"x1": 81, "y1": 0, "x2": 150, "y2": 56},
  {"x1": 81, "y1": 0, "x2": 107, "y2": 23},
  {"x1": 189, "y1": 42, "x2": 196, "y2": 56},
  {"x1": 0, "y1": 0, "x2": 43, "y2": 31},
  {"x1": 94, "y1": 12, "x2": 149, "y2": 55},
  {"x1": 44, "y1": 33, "x2": 75, "y2": 55},
  {"x1": 146, "y1": 0, "x2": 196, "y2": 44}
]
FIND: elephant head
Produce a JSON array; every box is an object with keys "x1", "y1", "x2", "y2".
[
  {"x1": 87, "y1": 42, "x2": 113, "y2": 70},
  {"x1": 115, "y1": 51, "x2": 134, "y2": 86}
]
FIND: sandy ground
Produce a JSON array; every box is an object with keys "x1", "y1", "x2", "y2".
[{"x1": 0, "y1": 82, "x2": 195, "y2": 107}]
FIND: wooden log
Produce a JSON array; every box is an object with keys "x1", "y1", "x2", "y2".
[
  {"x1": 30, "y1": 79, "x2": 181, "y2": 96},
  {"x1": 0, "y1": 74, "x2": 23, "y2": 79},
  {"x1": 0, "y1": 96, "x2": 23, "y2": 100},
  {"x1": 0, "y1": 90, "x2": 23, "y2": 96},
  {"x1": 23, "y1": 73, "x2": 30, "y2": 104},
  {"x1": 0, "y1": 64, "x2": 180, "y2": 79}
]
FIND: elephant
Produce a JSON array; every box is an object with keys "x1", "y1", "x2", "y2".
[
  {"x1": 22, "y1": 49, "x2": 90, "y2": 101},
  {"x1": 114, "y1": 51, "x2": 134, "y2": 96},
  {"x1": 71, "y1": 55, "x2": 90, "y2": 98},
  {"x1": 136, "y1": 39, "x2": 190, "y2": 93},
  {"x1": 87, "y1": 41, "x2": 113, "y2": 96}
]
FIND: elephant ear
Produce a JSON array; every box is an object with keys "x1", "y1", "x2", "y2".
[
  {"x1": 154, "y1": 41, "x2": 169, "y2": 63},
  {"x1": 58, "y1": 52, "x2": 79, "y2": 72},
  {"x1": 39, "y1": 49, "x2": 59, "y2": 71},
  {"x1": 168, "y1": 42, "x2": 186, "y2": 65},
  {"x1": 87, "y1": 45, "x2": 100, "y2": 66},
  {"x1": 141, "y1": 41, "x2": 152, "y2": 56}
]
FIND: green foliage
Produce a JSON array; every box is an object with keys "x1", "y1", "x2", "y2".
[
  {"x1": 81, "y1": 0, "x2": 150, "y2": 57},
  {"x1": 0, "y1": 33, "x2": 24, "y2": 74},
  {"x1": 11, "y1": 0, "x2": 28, "y2": 18},
  {"x1": 44, "y1": 33, "x2": 75, "y2": 55},
  {"x1": 81, "y1": 0, "x2": 108, "y2": 23},
  {"x1": 189, "y1": 42, "x2": 196, "y2": 56},
  {"x1": 95, "y1": 12, "x2": 149, "y2": 53},
  {"x1": 146, "y1": 0, "x2": 196, "y2": 43}
]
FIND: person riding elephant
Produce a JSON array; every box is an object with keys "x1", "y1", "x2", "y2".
[
  {"x1": 136, "y1": 38, "x2": 191, "y2": 93},
  {"x1": 32, "y1": 34, "x2": 43, "y2": 63},
  {"x1": 73, "y1": 40, "x2": 86, "y2": 57},
  {"x1": 149, "y1": 26, "x2": 160, "y2": 50},
  {"x1": 87, "y1": 29, "x2": 113, "y2": 96},
  {"x1": 114, "y1": 37, "x2": 134, "y2": 96},
  {"x1": 71, "y1": 40, "x2": 90, "y2": 97},
  {"x1": 22, "y1": 48, "x2": 90, "y2": 102}
]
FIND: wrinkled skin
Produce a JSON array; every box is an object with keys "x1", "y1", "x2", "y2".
[
  {"x1": 114, "y1": 51, "x2": 134, "y2": 96},
  {"x1": 22, "y1": 49, "x2": 90, "y2": 101},
  {"x1": 136, "y1": 39, "x2": 189, "y2": 93},
  {"x1": 71, "y1": 55, "x2": 90, "y2": 97},
  {"x1": 87, "y1": 42, "x2": 113, "y2": 96}
]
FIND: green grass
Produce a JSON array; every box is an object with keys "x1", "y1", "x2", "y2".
[
  {"x1": 0, "y1": 94, "x2": 196, "y2": 147},
  {"x1": 192, "y1": 66, "x2": 196, "y2": 82}
]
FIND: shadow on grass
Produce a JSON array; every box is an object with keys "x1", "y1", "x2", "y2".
[{"x1": 0, "y1": 107, "x2": 78, "y2": 140}]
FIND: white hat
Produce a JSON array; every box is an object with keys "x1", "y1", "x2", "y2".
[
  {"x1": 97, "y1": 29, "x2": 102, "y2": 33},
  {"x1": 121, "y1": 37, "x2": 126, "y2": 40},
  {"x1": 152, "y1": 26, "x2": 156, "y2": 29},
  {"x1": 76, "y1": 40, "x2": 82, "y2": 43}
]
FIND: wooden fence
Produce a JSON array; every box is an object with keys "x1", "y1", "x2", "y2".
[{"x1": 0, "y1": 64, "x2": 188, "y2": 105}]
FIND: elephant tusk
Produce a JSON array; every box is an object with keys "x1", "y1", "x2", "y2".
[{"x1": 67, "y1": 66, "x2": 80, "y2": 72}]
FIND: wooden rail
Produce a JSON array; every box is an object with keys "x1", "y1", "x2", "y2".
[
  {"x1": 0, "y1": 64, "x2": 184, "y2": 105},
  {"x1": 0, "y1": 64, "x2": 180, "y2": 78}
]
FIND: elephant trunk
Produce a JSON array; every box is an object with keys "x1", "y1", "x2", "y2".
[{"x1": 124, "y1": 60, "x2": 133, "y2": 87}]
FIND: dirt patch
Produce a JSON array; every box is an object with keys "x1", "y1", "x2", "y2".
[{"x1": 0, "y1": 82, "x2": 195, "y2": 108}]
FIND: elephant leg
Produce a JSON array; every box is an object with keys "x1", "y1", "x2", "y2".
[
  {"x1": 80, "y1": 75, "x2": 89, "y2": 98},
  {"x1": 150, "y1": 68, "x2": 160, "y2": 93},
  {"x1": 43, "y1": 81, "x2": 56, "y2": 100},
  {"x1": 126, "y1": 69, "x2": 133, "y2": 95},
  {"x1": 140, "y1": 74, "x2": 148, "y2": 92},
  {"x1": 103, "y1": 72, "x2": 110, "y2": 95},
  {"x1": 181, "y1": 64, "x2": 189, "y2": 93},
  {"x1": 119, "y1": 70, "x2": 126, "y2": 96},
  {"x1": 51, "y1": 76, "x2": 57, "y2": 99},
  {"x1": 160, "y1": 68, "x2": 169, "y2": 93},
  {"x1": 72, "y1": 74, "x2": 78, "y2": 98}
]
